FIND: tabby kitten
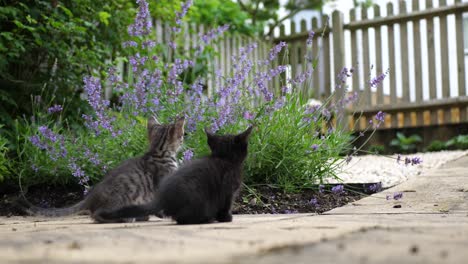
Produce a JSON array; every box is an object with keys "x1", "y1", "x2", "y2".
[
  {"x1": 26, "y1": 117, "x2": 185, "y2": 223},
  {"x1": 100, "y1": 126, "x2": 253, "y2": 225}
]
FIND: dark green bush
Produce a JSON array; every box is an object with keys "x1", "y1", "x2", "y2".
[{"x1": 0, "y1": 0, "x2": 135, "y2": 130}]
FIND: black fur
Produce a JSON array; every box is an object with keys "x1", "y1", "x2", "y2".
[{"x1": 101, "y1": 126, "x2": 253, "y2": 224}]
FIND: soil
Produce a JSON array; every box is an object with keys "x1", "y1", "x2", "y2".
[{"x1": 0, "y1": 183, "x2": 376, "y2": 217}]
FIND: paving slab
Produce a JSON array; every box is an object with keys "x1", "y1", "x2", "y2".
[{"x1": 0, "y1": 155, "x2": 467, "y2": 264}]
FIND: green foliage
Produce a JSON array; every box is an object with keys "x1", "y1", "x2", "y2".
[
  {"x1": 191, "y1": 0, "x2": 256, "y2": 35},
  {"x1": 237, "y1": 0, "x2": 324, "y2": 36},
  {"x1": 352, "y1": 0, "x2": 374, "y2": 8},
  {"x1": 425, "y1": 140, "x2": 446, "y2": 152},
  {"x1": 390, "y1": 132, "x2": 422, "y2": 153},
  {"x1": 0, "y1": 0, "x2": 135, "y2": 131},
  {"x1": 243, "y1": 94, "x2": 351, "y2": 192},
  {"x1": 0, "y1": 125, "x2": 11, "y2": 182},
  {"x1": 12, "y1": 110, "x2": 147, "y2": 187},
  {"x1": 445, "y1": 134, "x2": 468, "y2": 150},
  {"x1": 368, "y1": 144, "x2": 385, "y2": 154},
  {"x1": 426, "y1": 135, "x2": 468, "y2": 152}
]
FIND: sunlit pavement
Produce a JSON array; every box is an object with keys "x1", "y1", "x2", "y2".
[{"x1": 1, "y1": 155, "x2": 467, "y2": 264}]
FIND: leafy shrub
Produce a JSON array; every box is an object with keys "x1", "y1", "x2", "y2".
[
  {"x1": 12, "y1": 0, "x2": 386, "y2": 193},
  {"x1": 368, "y1": 144, "x2": 385, "y2": 154},
  {"x1": 425, "y1": 140, "x2": 446, "y2": 152},
  {"x1": 0, "y1": 125, "x2": 10, "y2": 182},
  {"x1": 446, "y1": 134, "x2": 468, "y2": 150},
  {"x1": 0, "y1": 0, "x2": 135, "y2": 131},
  {"x1": 390, "y1": 132, "x2": 422, "y2": 153}
]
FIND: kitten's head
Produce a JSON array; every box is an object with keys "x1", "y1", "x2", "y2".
[
  {"x1": 147, "y1": 116, "x2": 185, "y2": 155},
  {"x1": 205, "y1": 126, "x2": 253, "y2": 162}
]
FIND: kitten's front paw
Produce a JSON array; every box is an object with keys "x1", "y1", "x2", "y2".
[
  {"x1": 217, "y1": 213, "x2": 233, "y2": 222},
  {"x1": 154, "y1": 211, "x2": 164, "y2": 219}
]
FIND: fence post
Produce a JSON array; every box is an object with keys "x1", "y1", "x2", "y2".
[{"x1": 332, "y1": 10, "x2": 348, "y2": 131}]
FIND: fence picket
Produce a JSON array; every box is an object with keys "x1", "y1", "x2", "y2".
[
  {"x1": 413, "y1": 0, "x2": 424, "y2": 126},
  {"x1": 387, "y1": 2, "x2": 398, "y2": 127},
  {"x1": 374, "y1": 5, "x2": 384, "y2": 107},
  {"x1": 455, "y1": 0, "x2": 467, "y2": 122},
  {"x1": 323, "y1": 15, "x2": 332, "y2": 99},
  {"x1": 440, "y1": 0, "x2": 452, "y2": 124},
  {"x1": 399, "y1": 0, "x2": 411, "y2": 127},
  {"x1": 312, "y1": 17, "x2": 321, "y2": 100},
  {"x1": 361, "y1": 7, "x2": 371, "y2": 107},
  {"x1": 426, "y1": 0, "x2": 438, "y2": 125}
]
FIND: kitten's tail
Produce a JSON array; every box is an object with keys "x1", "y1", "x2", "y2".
[
  {"x1": 19, "y1": 197, "x2": 88, "y2": 217},
  {"x1": 100, "y1": 200, "x2": 161, "y2": 220}
]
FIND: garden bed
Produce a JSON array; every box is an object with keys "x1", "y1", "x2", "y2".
[{"x1": 0, "y1": 184, "x2": 368, "y2": 217}]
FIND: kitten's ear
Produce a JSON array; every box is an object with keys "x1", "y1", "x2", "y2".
[
  {"x1": 174, "y1": 116, "x2": 185, "y2": 129},
  {"x1": 238, "y1": 126, "x2": 253, "y2": 140},
  {"x1": 204, "y1": 127, "x2": 213, "y2": 136},
  {"x1": 174, "y1": 116, "x2": 185, "y2": 137},
  {"x1": 204, "y1": 127, "x2": 216, "y2": 141},
  {"x1": 147, "y1": 116, "x2": 160, "y2": 129}
]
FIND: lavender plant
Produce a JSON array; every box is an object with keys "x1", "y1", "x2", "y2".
[{"x1": 12, "y1": 0, "x2": 420, "y2": 195}]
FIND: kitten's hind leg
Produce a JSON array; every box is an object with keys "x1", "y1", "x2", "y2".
[
  {"x1": 135, "y1": 215, "x2": 150, "y2": 222},
  {"x1": 216, "y1": 196, "x2": 233, "y2": 223},
  {"x1": 92, "y1": 209, "x2": 135, "y2": 224}
]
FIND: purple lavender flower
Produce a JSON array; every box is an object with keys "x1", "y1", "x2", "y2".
[
  {"x1": 331, "y1": 185, "x2": 345, "y2": 194},
  {"x1": 370, "y1": 71, "x2": 388, "y2": 87},
  {"x1": 368, "y1": 182, "x2": 382, "y2": 193},
  {"x1": 38, "y1": 126, "x2": 58, "y2": 143},
  {"x1": 306, "y1": 30, "x2": 315, "y2": 45},
  {"x1": 122, "y1": 41, "x2": 138, "y2": 48},
  {"x1": 142, "y1": 40, "x2": 156, "y2": 49},
  {"x1": 386, "y1": 192, "x2": 404, "y2": 200},
  {"x1": 393, "y1": 192, "x2": 403, "y2": 200},
  {"x1": 411, "y1": 157, "x2": 422, "y2": 165},
  {"x1": 319, "y1": 184, "x2": 325, "y2": 193},
  {"x1": 47, "y1": 105, "x2": 63, "y2": 114},
  {"x1": 404, "y1": 157, "x2": 411, "y2": 165},
  {"x1": 243, "y1": 111, "x2": 254, "y2": 120},
  {"x1": 84, "y1": 148, "x2": 101, "y2": 166},
  {"x1": 375, "y1": 111, "x2": 385, "y2": 126},
  {"x1": 309, "y1": 197, "x2": 318, "y2": 207},
  {"x1": 173, "y1": 0, "x2": 192, "y2": 33},
  {"x1": 31, "y1": 164, "x2": 39, "y2": 173},
  {"x1": 397, "y1": 154, "x2": 402, "y2": 164},
  {"x1": 183, "y1": 149, "x2": 194, "y2": 161},
  {"x1": 336, "y1": 67, "x2": 351, "y2": 85},
  {"x1": 264, "y1": 42, "x2": 287, "y2": 65},
  {"x1": 128, "y1": 0, "x2": 152, "y2": 36},
  {"x1": 200, "y1": 25, "x2": 229, "y2": 45},
  {"x1": 29, "y1": 135, "x2": 46, "y2": 149},
  {"x1": 311, "y1": 144, "x2": 319, "y2": 151},
  {"x1": 82, "y1": 76, "x2": 116, "y2": 136},
  {"x1": 284, "y1": 209, "x2": 299, "y2": 214},
  {"x1": 68, "y1": 160, "x2": 88, "y2": 187}
]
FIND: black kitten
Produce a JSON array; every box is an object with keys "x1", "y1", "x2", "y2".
[{"x1": 101, "y1": 126, "x2": 253, "y2": 224}]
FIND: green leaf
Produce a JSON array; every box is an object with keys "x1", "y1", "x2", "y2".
[
  {"x1": 58, "y1": 5, "x2": 73, "y2": 18},
  {"x1": 98, "y1": 11, "x2": 111, "y2": 26}
]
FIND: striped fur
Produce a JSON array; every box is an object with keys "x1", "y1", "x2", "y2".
[{"x1": 27, "y1": 117, "x2": 185, "y2": 223}]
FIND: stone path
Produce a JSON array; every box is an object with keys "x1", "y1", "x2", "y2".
[{"x1": 0, "y1": 155, "x2": 467, "y2": 264}]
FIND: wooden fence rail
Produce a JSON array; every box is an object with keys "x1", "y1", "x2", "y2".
[{"x1": 275, "y1": 0, "x2": 468, "y2": 130}]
